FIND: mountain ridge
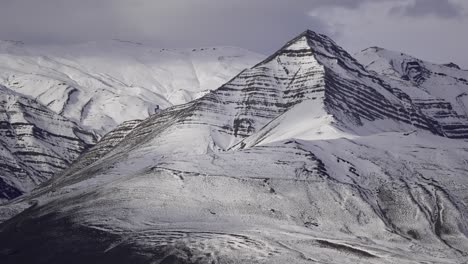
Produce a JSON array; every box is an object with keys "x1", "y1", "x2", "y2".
[
  {"x1": 0, "y1": 84, "x2": 96, "y2": 202},
  {"x1": 356, "y1": 46, "x2": 468, "y2": 138}
]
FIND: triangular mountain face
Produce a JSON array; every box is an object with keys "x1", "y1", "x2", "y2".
[
  {"x1": 356, "y1": 47, "x2": 468, "y2": 138},
  {"x1": 211, "y1": 30, "x2": 442, "y2": 145},
  {"x1": 57, "y1": 30, "x2": 457, "y2": 164},
  {"x1": 1, "y1": 31, "x2": 468, "y2": 263},
  {"x1": 0, "y1": 85, "x2": 96, "y2": 202}
]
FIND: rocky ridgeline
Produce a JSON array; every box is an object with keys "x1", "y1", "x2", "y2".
[{"x1": 60, "y1": 119, "x2": 141, "y2": 175}]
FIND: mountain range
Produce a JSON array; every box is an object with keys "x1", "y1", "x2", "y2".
[
  {"x1": 0, "y1": 30, "x2": 467, "y2": 263},
  {"x1": 0, "y1": 41, "x2": 262, "y2": 201}
]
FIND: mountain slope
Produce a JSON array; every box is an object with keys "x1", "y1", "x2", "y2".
[
  {"x1": 1, "y1": 31, "x2": 467, "y2": 263},
  {"x1": 0, "y1": 40, "x2": 263, "y2": 136},
  {"x1": 0, "y1": 85, "x2": 96, "y2": 202},
  {"x1": 356, "y1": 47, "x2": 468, "y2": 138}
]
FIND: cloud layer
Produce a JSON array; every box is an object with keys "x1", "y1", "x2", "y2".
[
  {"x1": 391, "y1": 0, "x2": 464, "y2": 18},
  {"x1": 1, "y1": 0, "x2": 467, "y2": 67}
]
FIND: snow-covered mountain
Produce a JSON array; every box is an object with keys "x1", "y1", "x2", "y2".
[
  {"x1": 0, "y1": 40, "x2": 263, "y2": 136},
  {"x1": 356, "y1": 47, "x2": 468, "y2": 138},
  {"x1": 0, "y1": 40, "x2": 261, "y2": 201},
  {"x1": 1, "y1": 31, "x2": 467, "y2": 263},
  {"x1": 0, "y1": 85, "x2": 96, "y2": 202}
]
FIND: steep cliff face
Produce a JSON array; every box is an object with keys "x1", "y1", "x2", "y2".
[
  {"x1": 0, "y1": 85, "x2": 96, "y2": 202},
  {"x1": 1, "y1": 31, "x2": 467, "y2": 264}
]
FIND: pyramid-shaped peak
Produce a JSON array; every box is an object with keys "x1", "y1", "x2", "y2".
[
  {"x1": 281, "y1": 30, "x2": 337, "y2": 51},
  {"x1": 255, "y1": 29, "x2": 359, "y2": 69},
  {"x1": 270, "y1": 29, "x2": 353, "y2": 61},
  {"x1": 300, "y1": 29, "x2": 333, "y2": 40}
]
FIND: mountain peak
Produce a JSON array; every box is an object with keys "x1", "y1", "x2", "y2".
[
  {"x1": 361, "y1": 46, "x2": 385, "y2": 53},
  {"x1": 292, "y1": 29, "x2": 328, "y2": 42},
  {"x1": 359, "y1": 46, "x2": 411, "y2": 59},
  {"x1": 443, "y1": 62, "x2": 461, "y2": 69},
  {"x1": 282, "y1": 29, "x2": 337, "y2": 51},
  {"x1": 358, "y1": 46, "x2": 466, "y2": 71},
  {"x1": 254, "y1": 29, "x2": 356, "y2": 70}
]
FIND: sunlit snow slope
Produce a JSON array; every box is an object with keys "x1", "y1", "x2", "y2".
[{"x1": 1, "y1": 31, "x2": 467, "y2": 264}]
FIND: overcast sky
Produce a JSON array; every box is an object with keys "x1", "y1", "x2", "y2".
[{"x1": 1, "y1": 0, "x2": 467, "y2": 67}]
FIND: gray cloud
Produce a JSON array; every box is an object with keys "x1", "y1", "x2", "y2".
[
  {"x1": 390, "y1": 0, "x2": 463, "y2": 18},
  {"x1": 309, "y1": 0, "x2": 464, "y2": 19},
  {"x1": 0, "y1": 0, "x2": 331, "y2": 52},
  {"x1": 0, "y1": 0, "x2": 467, "y2": 67},
  {"x1": 309, "y1": 0, "x2": 370, "y2": 9}
]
